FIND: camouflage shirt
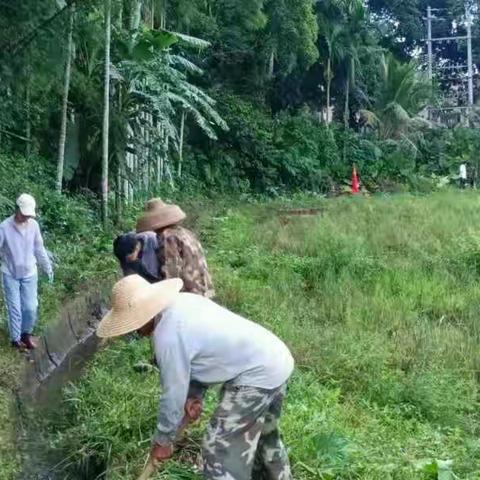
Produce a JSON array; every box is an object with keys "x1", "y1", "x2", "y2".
[{"x1": 156, "y1": 225, "x2": 214, "y2": 298}]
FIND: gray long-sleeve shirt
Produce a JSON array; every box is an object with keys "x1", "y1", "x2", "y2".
[
  {"x1": 0, "y1": 216, "x2": 53, "y2": 279},
  {"x1": 152, "y1": 293, "x2": 294, "y2": 444}
]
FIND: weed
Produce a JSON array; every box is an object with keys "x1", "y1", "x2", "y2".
[{"x1": 42, "y1": 191, "x2": 480, "y2": 479}]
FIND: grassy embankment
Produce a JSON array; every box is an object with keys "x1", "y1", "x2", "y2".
[
  {"x1": 46, "y1": 191, "x2": 480, "y2": 480},
  {"x1": 0, "y1": 155, "x2": 117, "y2": 480}
]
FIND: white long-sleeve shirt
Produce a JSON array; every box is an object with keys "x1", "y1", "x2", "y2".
[
  {"x1": 153, "y1": 293, "x2": 294, "y2": 444},
  {"x1": 0, "y1": 216, "x2": 52, "y2": 280}
]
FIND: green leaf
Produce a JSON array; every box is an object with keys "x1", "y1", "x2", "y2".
[
  {"x1": 174, "y1": 31, "x2": 210, "y2": 49},
  {"x1": 132, "y1": 40, "x2": 154, "y2": 62},
  {"x1": 415, "y1": 459, "x2": 457, "y2": 480},
  {"x1": 151, "y1": 30, "x2": 178, "y2": 50},
  {"x1": 437, "y1": 460, "x2": 456, "y2": 480}
]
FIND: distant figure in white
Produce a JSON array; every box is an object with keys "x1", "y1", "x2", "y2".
[{"x1": 459, "y1": 163, "x2": 467, "y2": 189}]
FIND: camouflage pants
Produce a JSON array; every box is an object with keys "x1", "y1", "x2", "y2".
[{"x1": 203, "y1": 383, "x2": 292, "y2": 480}]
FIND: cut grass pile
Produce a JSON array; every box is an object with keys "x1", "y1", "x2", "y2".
[{"x1": 47, "y1": 191, "x2": 480, "y2": 479}]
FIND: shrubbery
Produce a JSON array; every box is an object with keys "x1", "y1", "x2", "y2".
[{"x1": 181, "y1": 93, "x2": 480, "y2": 195}]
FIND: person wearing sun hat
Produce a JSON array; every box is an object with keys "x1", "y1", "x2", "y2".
[
  {"x1": 97, "y1": 275, "x2": 294, "y2": 479},
  {"x1": 136, "y1": 198, "x2": 214, "y2": 298},
  {"x1": 0, "y1": 194, "x2": 53, "y2": 350}
]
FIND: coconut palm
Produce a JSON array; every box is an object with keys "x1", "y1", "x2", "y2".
[
  {"x1": 361, "y1": 53, "x2": 433, "y2": 141},
  {"x1": 318, "y1": 16, "x2": 345, "y2": 123},
  {"x1": 338, "y1": 0, "x2": 369, "y2": 128}
]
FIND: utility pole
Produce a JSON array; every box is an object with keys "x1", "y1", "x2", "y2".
[
  {"x1": 425, "y1": 5, "x2": 476, "y2": 126},
  {"x1": 466, "y1": 6, "x2": 474, "y2": 108}
]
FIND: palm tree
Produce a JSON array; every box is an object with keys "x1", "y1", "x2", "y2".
[
  {"x1": 360, "y1": 54, "x2": 433, "y2": 141},
  {"x1": 319, "y1": 20, "x2": 344, "y2": 124},
  {"x1": 338, "y1": 0, "x2": 365, "y2": 129},
  {"x1": 56, "y1": 1, "x2": 75, "y2": 193},
  {"x1": 102, "y1": 0, "x2": 111, "y2": 224}
]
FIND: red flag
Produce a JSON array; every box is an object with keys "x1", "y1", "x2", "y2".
[{"x1": 351, "y1": 166, "x2": 360, "y2": 194}]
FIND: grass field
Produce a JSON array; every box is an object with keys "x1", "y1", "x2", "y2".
[{"x1": 42, "y1": 191, "x2": 480, "y2": 480}]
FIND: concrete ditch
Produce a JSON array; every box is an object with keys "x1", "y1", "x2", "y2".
[{"x1": 17, "y1": 288, "x2": 110, "y2": 479}]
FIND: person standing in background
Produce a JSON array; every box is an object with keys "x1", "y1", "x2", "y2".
[
  {"x1": 459, "y1": 162, "x2": 468, "y2": 189},
  {"x1": 0, "y1": 194, "x2": 53, "y2": 350}
]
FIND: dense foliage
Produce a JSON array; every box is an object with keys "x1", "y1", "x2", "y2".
[{"x1": 0, "y1": 0, "x2": 478, "y2": 209}]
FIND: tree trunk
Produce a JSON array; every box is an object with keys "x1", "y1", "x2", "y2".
[
  {"x1": 127, "y1": 123, "x2": 135, "y2": 203},
  {"x1": 164, "y1": 134, "x2": 173, "y2": 188},
  {"x1": 118, "y1": 2, "x2": 123, "y2": 28},
  {"x1": 160, "y1": 0, "x2": 167, "y2": 29},
  {"x1": 326, "y1": 57, "x2": 332, "y2": 126},
  {"x1": 150, "y1": 0, "x2": 155, "y2": 28},
  {"x1": 102, "y1": 0, "x2": 111, "y2": 225},
  {"x1": 342, "y1": 77, "x2": 350, "y2": 164},
  {"x1": 116, "y1": 150, "x2": 123, "y2": 220},
  {"x1": 133, "y1": 147, "x2": 138, "y2": 199},
  {"x1": 156, "y1": 125, "x2": 161, "y2": 185},
  {"x1": 116, "y1": 87, "x2": 125, "y2": 218},
  {"x1": 344, "y1": 77, "x2": 350, "y2": 129},
  {"x1": 177, "y1": 110, "x2": 185, "y2": 177},
  {"x1": 157, "y1": 124, "x2": 164, "y2": 183},
  {"x1": 56, "y1": 2, "x2": 75, "y2": 194},
  {"x1": 139, "y1": 110, "x2": 147, "y2": 195},
  {"x1": 145, "y1": 112, "x2": 151, "y2": 194},
  {"x1": 130, "y1": 0, "x2": 142, "y2": 30},
  {"x1": 25, "y1": 80, "x2": 31, "y2": 158},
  {"x1": 268, "y1": 49, "x2": 275, "y2": 79}
]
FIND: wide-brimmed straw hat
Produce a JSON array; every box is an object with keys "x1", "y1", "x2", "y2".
[
  {"x1": 97, "y1": 275, "x2": 183, "y2": 338},
  {"x1": 136, "y1": 198, "x2": 186, "y2": 233}
]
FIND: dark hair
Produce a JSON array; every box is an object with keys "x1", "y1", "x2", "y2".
[
  {"x1": 113, "y1": 233, "x2": 158, "y2": 283},
  {"x1": 113, "y1": 233, "x2": 138, "y2": 263}
]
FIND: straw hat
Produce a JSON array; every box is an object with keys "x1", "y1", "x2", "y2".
[
  {"x1": 136, "y1": 198, "x2": 186, "y2": 233},
  {"x1": 97, "y1": 275, "x2": 183, "y2": 338}
]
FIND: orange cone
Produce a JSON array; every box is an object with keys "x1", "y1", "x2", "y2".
[{"x1": 351, "y1": 166, "x2": 360, "y2": 194}]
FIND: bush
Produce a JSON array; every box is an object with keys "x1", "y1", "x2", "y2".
[
  {"x1": 185, "y1": 92, "x2": 480, "y2": 195},
  {"x1": 187, "y1": 94, "x2": 345, "y2": 194}
]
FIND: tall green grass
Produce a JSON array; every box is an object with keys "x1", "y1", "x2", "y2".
[
  {"x1": 0, "y1": 155, "x2": 118, "y2": 479},
  {"x1": 49, "y1": 192, "x2": 480, "y2": 479}
]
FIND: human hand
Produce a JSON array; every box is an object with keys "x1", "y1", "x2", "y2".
[
  {"x1": 48, "y1": 272, "x2": 54, "y2": 284},
  {"x1": 185, "y1": 397, "x2": 203, "y2": 423},
  {"x1": 150, "y1": 443, "x2": 173, "y2": 464}
]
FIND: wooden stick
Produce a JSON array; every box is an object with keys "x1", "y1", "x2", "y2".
[
  {"x1": 135, "y1": 413, "x2": 194, "y2": 479},
  {"x1": 136, "y1": 459, "x2": 157, "y2": 480}
]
